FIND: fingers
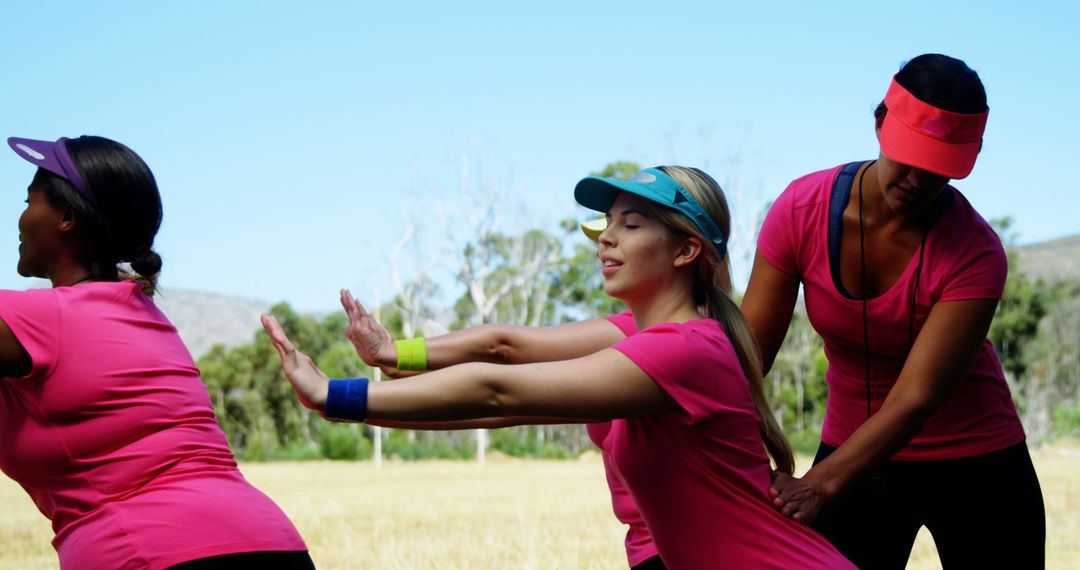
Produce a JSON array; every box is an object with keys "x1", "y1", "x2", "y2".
[
  {"x1": 782, "y1": 500, "x2": 810, "y2": 522},
  {"x1": 775, "y1": 495, "x2": 797, "y2": 517},
  {"x1": 339, "y1": 290, "x2": 374, "y2": 336},
  {"x1": 345, "y1": 289, "x2": 370, "y2": 319},
  {"x1": 260, "y1": 314, "x2": 287, "y2": 355},
  {"x1": 770, "y1": 486, "x2": 820, "y2": 523},
  {"x1": 340, "y1": 289, "x2": 362, "y2": 319},
  {"x1": 338, "y1": 289, "x2": 363, "y2": 317},
  {"x1": 769, "y1": 471, "x2": 792, "y2": 498}
]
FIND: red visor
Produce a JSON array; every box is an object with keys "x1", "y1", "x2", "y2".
[{"x1": 879, "y1": 75, "x2": 988, "y2": 179}]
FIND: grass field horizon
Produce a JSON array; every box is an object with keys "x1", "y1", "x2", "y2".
[{"x1": 3, "y1": 445, "x2": 1077, "y2": 569}]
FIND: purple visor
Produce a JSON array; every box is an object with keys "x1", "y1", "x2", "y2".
[{"x1": 7, "y1": 137, "x2": 95, "y2": 204}]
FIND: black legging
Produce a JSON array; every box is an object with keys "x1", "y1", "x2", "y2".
[
  {"x1": 631, "y1": 554, "x2": 666, "y2": 570},
  {"x1": 168, "y1": 550, "x2": 316, "y2": 569},
  {"x1": 810, "y1": 441, "x2": 1045, "y2": 570}
]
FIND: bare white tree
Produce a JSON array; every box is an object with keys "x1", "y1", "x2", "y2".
[{"x1": 433, "y1": 154, "x2": 525, "y2": 466}]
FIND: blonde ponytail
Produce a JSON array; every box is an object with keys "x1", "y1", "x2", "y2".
[
  {"x1": 700, "y1": 264, "x2": 794, "y2": 474},
  {"x1": 650, "y1": 166, "x2": 795, "y2": 474}
]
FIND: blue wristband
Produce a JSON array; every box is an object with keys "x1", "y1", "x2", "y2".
[{"x1": 325, "y1": 378, "x2": 370, "y2": 422}]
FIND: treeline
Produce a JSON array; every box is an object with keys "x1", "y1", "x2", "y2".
[{"x1": 197, "y1": 228, "x2": 1079, "y2": 462}]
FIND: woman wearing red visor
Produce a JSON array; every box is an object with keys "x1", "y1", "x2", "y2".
[{"x1": 742, "y1": 54, "x2": 1044, "y2": 568}]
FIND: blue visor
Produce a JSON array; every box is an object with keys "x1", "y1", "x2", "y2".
[{"x1": 574, "y1": 167, "x2": 728, "y2": 253}]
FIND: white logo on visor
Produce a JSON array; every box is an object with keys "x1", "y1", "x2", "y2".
[
  {"x1": 15, "y1": 144, "x2": 45, "y2": 161},
  {"x1": 631, "y1": 172, "x2": 657, "y2": 184}
]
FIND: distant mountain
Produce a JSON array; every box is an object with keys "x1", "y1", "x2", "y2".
[
  {"x1": 147, "y1": 235, "x2": 1079, "y2": 359},
  {"x1": 154, "y1": 288, "x2": 272, "y2": 359},
  {"x1": 1015, "y1": 234, "x2": 1080, "y2": 284}
]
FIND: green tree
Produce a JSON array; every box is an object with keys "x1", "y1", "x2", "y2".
[
  {"x1": 1018, "y1": 282, "x2": 1080, "y2": 440},
  {"x1": 198, "y1": 302, "x2": 378, "y2": 460},
  {"x1": 765, "y1": 308, "x2": 828, "y2": 454},
  {"x1": 591, "y1": 160, "x2": 642, "y2": 180},
  {"x1": 987, "y1": 217, "x2": 1052, "y2": 380}
]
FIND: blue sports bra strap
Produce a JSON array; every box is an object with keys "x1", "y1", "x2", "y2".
[{"x1": 828, "y1": 161, "x2": 868, "y2": 300}]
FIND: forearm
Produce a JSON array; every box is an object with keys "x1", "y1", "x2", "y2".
[
  {"x1": 803, "y1": 398, "x2": 933, "y2": 498},
  {"x1": 810, "y1": 300, "x2": 1000, "y2": 495},
  {"x1": 426, "y1": 325, "x2": 517, "y2": 368},
  {"x1": 367, "y1": 362, "x2": 510, "y2": 421},
  {"x1": 373, "y1": 325, "x2": 521, "y2": 372},
  {"x1": 407, "y1": 320, "x2": 625, "y2": 371},
  {"x1": 362, "y1": 349, "x2": 663, "y2": 423},
  {"x1": 365, "y1": 325, "x2": 509, "y2": 378},
  {"x1": 365, "y1": 416, "x2": 589, "y2": 430}
]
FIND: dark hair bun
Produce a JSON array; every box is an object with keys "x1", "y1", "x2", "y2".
[{"x1": 130, "y1": 248, "x2": 162, "y2": 278}]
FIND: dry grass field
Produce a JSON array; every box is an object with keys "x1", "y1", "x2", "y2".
[{"x1": 2, "y1": 446, "x2": 1078, "y2": 569}]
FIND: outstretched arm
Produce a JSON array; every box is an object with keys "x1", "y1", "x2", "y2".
[
  {"x1": 365, "y1": 417, "x2": 602, "y2": 430},
  {"x1": 769, "y1": 298, "x2": 1000, "y2": 522},
  {"x1": 262, "y1": 313, "x2": 674, "y2": 423},
  {"x1": 339, "y1": 290, "x2": 628, "y2": 377}
]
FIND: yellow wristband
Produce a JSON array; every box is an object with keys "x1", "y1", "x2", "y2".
[{"x1": 395, "y1": 338, "x2": 428, "y2": 372}]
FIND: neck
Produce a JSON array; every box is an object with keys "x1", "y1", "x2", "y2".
[
  {"x1": 857, "y1": 161, "x2": 892, "y2": 228},
  {"x1": 625, "y1": 279, "x2": 702, "y2": 332},
  {"x1": 47, "y1": 255, "x2": 95, "y2": 288},
  {"x1": 859, "y1": 161, "x2": 935, "y2": 230}
]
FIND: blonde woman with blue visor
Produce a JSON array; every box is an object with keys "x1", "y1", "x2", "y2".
[{"x1": 263, "y1": 166, "x2": 853, "y2": 568}]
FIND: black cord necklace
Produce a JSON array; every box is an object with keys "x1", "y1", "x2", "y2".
[
  {"x1": 857, "y1": 162, "x2": 874, "y2": 419},
  {"x1": 59, "y1": 273, "x2": 97, "y2": 287},
  {"x1": 857, "y1": 161, "x2": 927, "y2": 419}
]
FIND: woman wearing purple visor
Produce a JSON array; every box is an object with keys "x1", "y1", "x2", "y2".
[
  {"x1": 0, "y1": 136, "x2": 312, "y2": 569},
  {"x1": 742, "y1": 54, "x2": 1045, "y2": 568},
  {"x1": 262, "y1": 166, "x2": 855, "y2": 569}
]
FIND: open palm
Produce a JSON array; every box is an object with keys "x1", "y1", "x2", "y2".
[
  {"x1": 261, "y1": 313, "x2": 330, "y2": 413},
  {"x1": 340, "y1": 289, "x2": 395, "y2": 368}
]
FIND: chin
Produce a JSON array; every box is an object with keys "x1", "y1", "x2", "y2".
[
  {"x1": 15, "y1": 259, "x2": 37, "y2": 279},
  {"x1": 602, "y1": 281, "x2": 626, "y2": 301}
]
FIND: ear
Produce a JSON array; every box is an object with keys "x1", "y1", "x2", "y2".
[
  {"x1": 58, "y1": 206, "x2": 77, "y2": 234},
  {"x1": 672, "y1": 236, "x2": 703, "y2": 269},
  {"x1": 875, "y1": 119, "x2": 883, "y2": 141}
]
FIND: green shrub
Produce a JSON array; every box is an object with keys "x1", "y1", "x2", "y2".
[
  {"x1": 490, "y1": 428, "x2": 573, "y2": 459},
  {"x1": 786, "y1": 427, "x2": 823, "y2": 457},
  {"x1": 276, "y1": 441, "x2": 324, "y2": 461},
  {"x1": 382, "y1": 431, "x2": 474, "y2": 460},
  {"x1": 1052, "y1": 402, "x2": 1080, "y2": 441},
  {"x1": 318, "y1": 424, "x2": 373, "y2": 460}
]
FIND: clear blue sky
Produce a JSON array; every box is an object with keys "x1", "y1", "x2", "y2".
[{"x1": 2, "y1": 1, "x2": 1076, "y2": 312}]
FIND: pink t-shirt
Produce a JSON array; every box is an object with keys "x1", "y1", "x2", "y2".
[
  {"x1": 585, "y1": 311, "x2": 656, "y2": 566},
  {"x1": 0, "y1": 282, "x2": 306, "y2": 569},
  {"x1": 606, "y1": 319, "x2": 853, "y2": 569},
  {"x1": 757, "y1": 164, "x2": 1025, "y2": 460}
]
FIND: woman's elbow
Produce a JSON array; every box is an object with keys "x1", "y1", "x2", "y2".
[
  {"x1": 472, "y1": 363, "x2": 514, "y2": 416},
  {"x1": 481, "y1": 324, "x2": 517, "y2": 364}
]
